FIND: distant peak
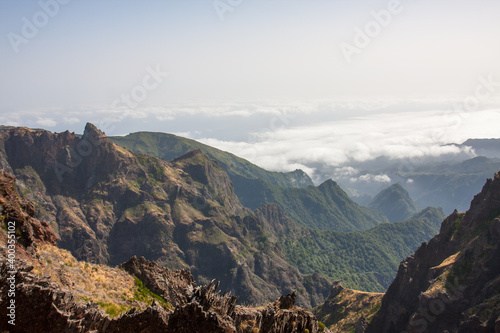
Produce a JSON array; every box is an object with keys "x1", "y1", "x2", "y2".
[
  {"x1": 83, "y1": 122, "x2": 106, "y2": 140},
  {"x1": 320, "y1": 179, "x2": 338, "y2": 187},
  {"x1": 387, "y1": 183, "x2": 404, "y2": 190}
]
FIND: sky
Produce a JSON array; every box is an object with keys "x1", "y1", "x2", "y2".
[{"x1": 1, "y1": 0, "x2": 500, "y2": 179}]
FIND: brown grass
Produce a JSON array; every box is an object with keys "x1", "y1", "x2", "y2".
[{"x1": 29, "y1": 243, "x2": 171, "y2": 317}]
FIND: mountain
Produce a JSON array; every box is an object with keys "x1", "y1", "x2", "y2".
[
  {"x1": 0, "y1": 124, "x2": 331, "y2": 307},
  {"x1": 0, "y1": 179, "x2": 326, "y2": 332},
  {"x1": 109, "y1": 131, "x2": 313, "y2": 188},
  {"x1": 369, "y1": 183, "x2": 418, "y2": 222},
  {"x1": 366, "y1": 172, "x2": 500, "y2": 333},
  {"x1": 319, "y1": 150, "x2": 500, "y2": 215},
  {"x1": 460, "y1": 138, "x2": 500, "y2": 158},
  {"x1": 0, "y1": 124, "x2": 449, "y2": 299},
  {"x1": 110, "y1": 132, "x2": 390, "y2": 232},
  {"x1": 255, "y1": 203, "x2": 444, "y2": 292},
  {"x1": 235, "y1": 177, "x2": 389, "y2": 231}
]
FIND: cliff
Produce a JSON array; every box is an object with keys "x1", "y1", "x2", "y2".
[{"x1": 366, "y1": 172, "x2": 500, "y2": 332}]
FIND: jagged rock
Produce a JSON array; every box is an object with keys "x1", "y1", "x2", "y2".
[
  {"x1": 168, "y1": 302, "x2": 236, "y2": 333},
  {"x1": 120, "y1": 256, "x2": 195, "y2": 307},
  {"x1": 0, "y1": 170, "x2": 58, "y2": 246},
  {"x1": 0, "y1": 253, "x2": 324, "y2": 333},
  {"x1": 354, "y1": 316, "x2": 368, "y2": 333},
  {"x1": 276, "y1": 291, "x2": 296, "y2": 309},
  {"x1": 329, "y1": 281, "x2": 344, "y2": 299},
  {"x1": 0, "y1": 124, "x2": 331, "y2": 307}
]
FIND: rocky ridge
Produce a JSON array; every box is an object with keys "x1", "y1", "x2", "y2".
[
  {"x1": 313, "y1": 281, "x2": 383, "y2": 333},
  {"x1": 366, "y1": 172, "x2": 500, "y2": 333},
  {"x1": 0, "y1": 169, "x2": 328, "y2": 332},
  {"x1": 0, "y1": 253, "x2": 327, "y2": 333},
  {"x1": 0, "y1": 124, "x2": 331, "y2": 307}
]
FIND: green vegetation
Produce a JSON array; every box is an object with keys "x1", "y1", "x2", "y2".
[
  {"x1": 97, "y1": 301, "x2": 130, "y2": 318},
  {"x1": 237, "y1": 178, "x2": 388, "y2": 231},
  {"x1": 369, "y1": 183, "x2": 419, "y2": 223},
  {"x1": 366, "y1": 302, "x2": 382, "y2": 322},
  {"x1": 111, "y1": 131, "x2": 394, "y2": 232},
  {"x1": 110, "y1": 132, "x2": 313, "y2": 188},
  {"x1": 133, "y1": 277, "x2": 173, "y2": 310},
  {"x1": 280, "y1": 207, "x2": 444, "y2": 292}
]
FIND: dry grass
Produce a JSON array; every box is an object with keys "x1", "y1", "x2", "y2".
[
  {"x1": 319, "y1": 288, "x2": 383, "y2": 333},
  {"x1": 29, "y1": 243, "x2": 171, "y2": 317},
  {"x1": 424, "y1": 251, "x2": 461, "y2": 297}
]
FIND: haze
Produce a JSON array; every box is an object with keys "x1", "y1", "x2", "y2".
[{"x1": 1, "y1": 0, "x2": 499, "y2": 176}]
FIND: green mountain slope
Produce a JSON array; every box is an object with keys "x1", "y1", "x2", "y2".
[
  {"x1": 111, "y1": 131, "x2": 388, "y2": 232},
  {"x1": 404, "y1": 157, "x2": 500, "y2": 213},
  {"x1": 234, "y1": 176, "x2": 388, "y2": 231},
  {"x1": 256, "y1": 204, "x2": 445, "y2": 292},
  {"x1": 0, "y1": 124, "x2": 330, "y2": 307},
  {"x1": 110, "y1": 132, "x2": 313, "y2": 188},
  {"x1": 367, "y1": 172, "x2": 500, "y2": 333},
  {"x1": 369, "y1": 183, "x2": 419, "y2": 222}
]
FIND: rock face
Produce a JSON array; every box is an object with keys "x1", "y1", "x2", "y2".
[
  {"x1": 0, "y1": 125, "x2": 329, "y2": 307},
  {"x1": 0, "y1": 189, "x2": 324, "y2": 332},
  {"x1": 0, "y1": 253, "x2": 323, "y2": 333},
  {"x1": 0, "y1": 170, "x2": 57, "y2": 246},
  {"x1": 366, "y1": 172, "x2": 500, "y2": 333},
  {"x1": 120, "y1": 256, "x2": 195, "y2": 307}
]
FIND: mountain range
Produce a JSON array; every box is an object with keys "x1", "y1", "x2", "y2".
[
  {"x1": 1, "y1": 124, "x2": 443, "y2": 300},
  {"x1": 1, "y1": 123, "x2": 499, "y2": 332}
]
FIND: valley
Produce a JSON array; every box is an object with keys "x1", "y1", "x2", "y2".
[{"x1": 1, "y1": 123, "x2": 499, "y2": 332}]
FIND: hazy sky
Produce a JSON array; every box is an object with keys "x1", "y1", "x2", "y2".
[{"x1": 1, "y1": 0, "x2": 499, "y2": 177}]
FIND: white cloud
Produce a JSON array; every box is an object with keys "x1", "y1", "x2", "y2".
[
  {"x1": 332, "y1": 166, "x2": 359, "y2": 177},
  {"x1": 350, "y1": 174, "x2": 391, "y2": 183},
  {"x1": 195, "y1": 105, "x2": 498, "y2": 177},
  {"x1": 63, "y1": 117, "x2": 80, "y2": 125},
  {"x1": 36, "y1": 117, "x2": 57, "y2": 127}
]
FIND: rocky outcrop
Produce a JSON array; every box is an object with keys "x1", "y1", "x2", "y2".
[
  {"x1": 0, "y1": 124, "x2": 331, "y2": 306},
  {"x1": 313, "y1": 281, "x2": 383, "y2": 333},
  {"x1": 0, "y1": 170, "x2": 57, "y2": 246},
  {"x1": 120, "y1": 256, "x2": 195, "y2": 307},
  {"x1": 366, "y1": 172, "x2": 500, "y2": 333},
  {"x1": 0, "y1": 253, "x2": 324, "y2": 333}
]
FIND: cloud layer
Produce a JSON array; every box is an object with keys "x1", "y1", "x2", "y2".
[{"x1": 1, "y1": 98, "x2": 498, "y2": 183}]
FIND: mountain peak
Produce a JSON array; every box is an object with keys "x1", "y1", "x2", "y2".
[
  {"x1": 83, "y1": 122, "x2": 107, "y2": 141},
  {"x1": 369, "y1": 183, "x2": 418, "y2": 222},
  {"x1": 319, "y1": 178, "x2": 339, "y2": 188}
]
